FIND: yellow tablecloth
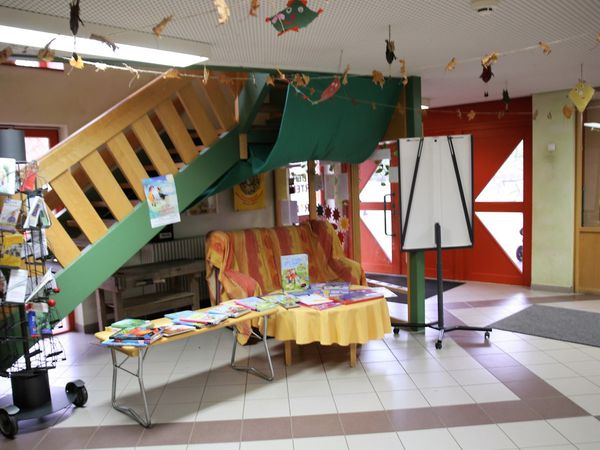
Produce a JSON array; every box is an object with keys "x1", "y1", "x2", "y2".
[{"x1": 266, "y1": 297, "x2": 391, "y2": 346}]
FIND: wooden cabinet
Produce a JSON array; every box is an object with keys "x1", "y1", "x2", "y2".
[{"x1": 95, "y1": 259, "x2": 202, "y2": 329}]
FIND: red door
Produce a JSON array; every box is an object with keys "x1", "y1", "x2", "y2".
[
  {"x1": 359, "y1": 143, "x2": 406, "y2": 274},
  {"x1": 422, "y1": 97, "x2": 532, "y2": 285}
]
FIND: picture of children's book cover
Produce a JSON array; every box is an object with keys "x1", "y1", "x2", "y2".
[
  {"x1": 261, "y1": 293, "x2": 299, "y2": 309},
  {"x1": 163, "y1": 324, "x2": 196, "y2": 337},
  {"x1": 110, "y1": 318, "x2": 151, "y2": 329},
  {"x1": 0, "y1": 199, "x2": 21, "y2": 232},
  {"x1": 208, "y1": 303, "x2": 251, "y2": 318},
  {"x1": 0, "y1": 233, "x2": 24, "y2": 268},
  {"x1": 330, "y1": 288, "x2": 383, "y2": 305},
  {"x1": 281, "y1": 253, "x2": 309, "y2": 292},
  {"x1": 143, "y1": 174, "x2": 181, "y2": 229},
  {"x1": 0, "y1": 158, "x2": 16, "y2": 195}
]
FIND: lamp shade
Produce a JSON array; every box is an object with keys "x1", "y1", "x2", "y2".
[{"x1": 0, "y1": 129, "x2": 26, "y2": 161}]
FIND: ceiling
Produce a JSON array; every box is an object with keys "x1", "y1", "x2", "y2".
[{"x1": 1, "y1": 0, "x2": 599, "y2": 107}]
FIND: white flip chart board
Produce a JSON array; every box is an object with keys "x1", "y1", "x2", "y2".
[{"x1": 398, "y1": 135, "x2": 473, "y2": 251}]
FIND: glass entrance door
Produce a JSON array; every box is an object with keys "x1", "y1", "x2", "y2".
[{"x1": 359, "y1": 143, "x2": 404, "y2": 274}]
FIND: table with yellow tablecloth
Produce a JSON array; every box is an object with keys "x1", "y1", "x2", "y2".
[{"x1": 266, "y1": 296, "x2": 391, "y2": 367}]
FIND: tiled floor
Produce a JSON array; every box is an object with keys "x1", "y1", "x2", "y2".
[{"x1": 2, "y1": 281, "x2": 600, "y2": 449}]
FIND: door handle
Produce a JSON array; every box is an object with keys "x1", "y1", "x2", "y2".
[{"x1": 383, "y1": 193, "x2": 396, "y2": 236}]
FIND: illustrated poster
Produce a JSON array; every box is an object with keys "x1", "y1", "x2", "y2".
[{"x1": 142, "y1": 174, "x2": 181, "y2": 228}]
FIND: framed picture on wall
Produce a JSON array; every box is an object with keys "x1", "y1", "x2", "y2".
[{"x1": 187, "y1": 195, "x2": 218, "y2": 215}]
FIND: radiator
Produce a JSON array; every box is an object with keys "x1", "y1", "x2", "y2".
[{"x1": 140, "y1": 236, "x2": 208, "y2": 302}]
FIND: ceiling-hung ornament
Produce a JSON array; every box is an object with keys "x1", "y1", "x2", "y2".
[{"x1": 266, "y1": 0, "x2": 323, "y2": 36}]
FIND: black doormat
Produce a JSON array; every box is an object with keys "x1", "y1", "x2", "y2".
[
  {"x1": 490, "y1": 305, "x2": 600, "y2": 347},
  {"x1": 367, "y1": 273, "x2": 463, "y2": 304}
]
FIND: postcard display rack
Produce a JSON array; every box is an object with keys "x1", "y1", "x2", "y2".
[{"x1": 0, "y1": 161, "x2": 87, "y2": 438}]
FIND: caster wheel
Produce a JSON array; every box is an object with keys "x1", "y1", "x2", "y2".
[
  {"x1": 435, "y1": 341, "x2": 442, "y2": 350},
  {"x1": 66, "y1": 382, "x2": 88, "y2": 407},
  {"x1": 393, "y1": 327, "x2": 400, "y2": 335},
  {"x1": 0, "y1": 409, "x2": 18, "y2": 438},
  {"x1": 484, "y1": 331, "x2": 491, "y2": 339}
]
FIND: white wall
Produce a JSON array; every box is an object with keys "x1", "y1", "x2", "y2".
[
  {"x1": 175, "y1": 175, "x2": 275, "y2": 238},
  {"x1": 0, "y1": 63, "x2": 155, "y2": 135}
]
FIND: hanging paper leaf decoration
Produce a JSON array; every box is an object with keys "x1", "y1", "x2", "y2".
[
  {"x1": 324, "y1": 206, "x2": 332, "y2": 219},
  {"x1": 293, "y1": 73, "x2": 310, "y2": 87},
  {"x1": 539, "y1": 41, "x2": 551, "y2": 55},
  {"x1": 484, "y1": 91, "x2": 489, "y2": 97},
  {"x1": 318, "y1": 76, "x2": 341, "y2": 103},
  {"x1": 309, "y1": 87, "x2": 316, "y2": 96},
  {"x1": 266, "y1": 0, "x2": 323, "y2": 36},
  {"x1": 399, "y1": 59, "x2": 408, "y2": 86},
  {"x1": 568, "y1": 81, "x2": 595, "y2": 112},
  {"x1": 203, "y1": 66, "x2": 210, "y2": 85},
  {"x1": 385, "y1": 39, "x2": 396, "y2": 65},
  {"x1": 481, "y1": 51, "x2": 498, "y2": 67},
  {"x1": 341, "y1": 64, "x2": 350, "y2": 85},
  {"x1": 250, "y1": 0, "x2": 260, "y2": 16},
  {"x1": 266, "y1": 74, "x2": 275, "y2": 86},
  {"x1": 37, "y1": 39, "x2": 55, "y2": 61},
  {"x1": 562, "y1": 104, "x2": 574, "y2": 119},
  {"x1": 277, "y1": 68, "x2": 287, "y2": 80},
  {"x1": 480, "y1": 64, "x2": 494, "y2": 83},
  {"x1": 0, "y1": 46, "x2": 12, "y2": 63},
  {"x1": 502, "y1": 89, "x2": 511, "y2": 110},
  {"x1": 372, "y1": 70, "x2": 385, "y2": 88},
  {"x1": 214, "y1": 0, "x2": 231, "y2": 24},
  {"x1": 316, "y1": 204, "x2": 324, "y2": 216},
  {"x1": 69, "y1": 0, "x2": 84, "y2": 36},
  {"x1": 467, "y1": 110, "x2": 476, "y2": 121},
  {"x1": 69, "y1": 53, "x2": 84, "y2": 69},
  {"x1": 153, "y1": 16, "x2": 173, "y2": 37},
  {"x1": 89, "y1": 34, "x2": 118, "y2": 51},
  {"x1": 163, "y1": 68, "x2": 181, "y2": 79},
  {"x1": 445, "y1": 57, "x2": 457, "y2": 72},
  {"x1": 94, "y1": 62, "x2": 108, "y2": 71}
]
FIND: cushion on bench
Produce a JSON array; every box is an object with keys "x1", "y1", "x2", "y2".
[{"x1": 205, "y1": 220, "x2": 366, "y2": 305}]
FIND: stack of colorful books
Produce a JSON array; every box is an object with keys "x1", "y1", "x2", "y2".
[{"x1": 102, "y1": 325, "x2": 163, "y2": 347}]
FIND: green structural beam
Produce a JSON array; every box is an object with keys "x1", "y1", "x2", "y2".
[{"x1": 404, "y1": 76, "x2": 426, "y2": 325}]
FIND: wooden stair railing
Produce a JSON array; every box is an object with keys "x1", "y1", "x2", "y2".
[{"x1": 38, "y1": 74, "x2": 237, "y2": 268}]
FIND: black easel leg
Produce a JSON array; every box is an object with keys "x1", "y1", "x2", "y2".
[{"x1": 391, "y1": 223, "x2": 492, "y2": 348}]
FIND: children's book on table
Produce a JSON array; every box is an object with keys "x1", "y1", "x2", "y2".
[{"x1": 330, "y1": 288, "x2": 384, "y2": 304}]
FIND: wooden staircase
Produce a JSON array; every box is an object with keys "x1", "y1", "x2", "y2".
[{"x1": 35, "y1": 71, "x2": 270, "y2": 320}]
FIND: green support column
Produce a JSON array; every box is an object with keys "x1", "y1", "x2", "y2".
[{"x1": 405, "y1": 76, "x2": 426, "y2": 325}]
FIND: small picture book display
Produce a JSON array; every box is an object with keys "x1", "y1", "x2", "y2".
[
  {"x1": 142, "y1": 174, "x2": 181, "y2": 228},
  {"x1": 281, "y1": 253, "x2": 309, "y2": 292}
]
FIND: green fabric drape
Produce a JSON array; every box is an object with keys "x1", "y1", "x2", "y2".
[{"x1": 194, "y1": 75, "x2": 402, "y2": 204}]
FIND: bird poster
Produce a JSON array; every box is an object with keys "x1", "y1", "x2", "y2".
[{"x1": 142, "y1": 174, "x2": 180, "y2": 228}]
